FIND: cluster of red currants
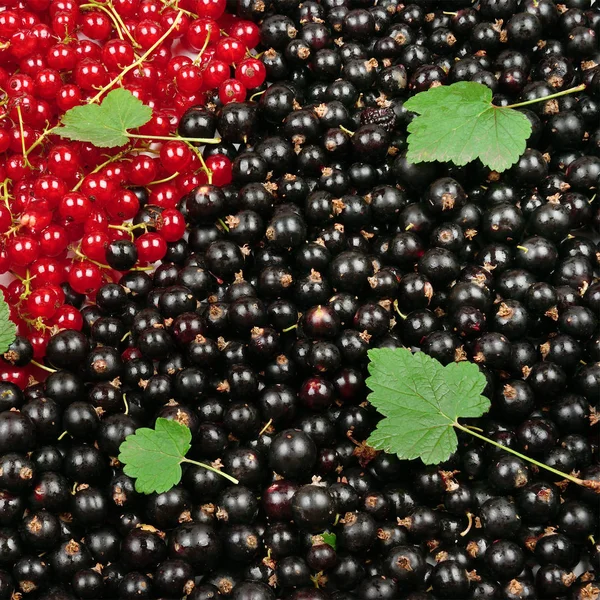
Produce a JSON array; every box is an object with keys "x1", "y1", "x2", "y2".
[{"x1": 0, "y1": 0, "x2": 264, "y2": 386}]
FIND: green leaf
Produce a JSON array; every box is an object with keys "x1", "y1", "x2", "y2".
[
  {"x1": 119, "y1": 418, "x2": 192, "y2": 494},
  {"x1": 404, "y1": 82, "x2": 532, "y2": 172},
  {"x1": 366, "y1": 348, "x2": 490, "y2": 465},
  {"x1": 321, "y1": 532, "x2": 337, "y2": 550},
  {"x1": 0, "y1": 291, "x2": 16, "y2": 355},
  {"x1": 55, "y1": 88, "x2": 152, "y2": 148}
]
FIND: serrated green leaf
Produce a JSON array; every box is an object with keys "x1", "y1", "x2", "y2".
[
  {"x1": 366, "y1": 348, "x2": 490, "y2": 465},
  {"x1": 119, "y1": 418, "x2": 192, "y2": 494},
  {"x1": 55, "y1": 88, "x2": 152, "y2": 148},
  {"x1": 0, "y1": 291, "x2": 16, "y2": 355},
  {"x1": 321, "y1": 532, "x2": 336, "y2": 550},
  {"x1": 404, "y1": 82, "x2": 532, "y2": 172}
]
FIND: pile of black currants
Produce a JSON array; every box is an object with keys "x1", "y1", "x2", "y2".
[{"x1": 1, "y1": 0, "x2": 600, "y2": 599}]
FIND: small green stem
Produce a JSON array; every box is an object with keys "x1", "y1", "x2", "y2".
[
  {"x1": 57, "y1": 431, "x2": 69, "y2": 441},
  {"x1": 72, "y1": 150, "x2": 129, "y2": 192},
  {"x1": 148, "y1": 171, "x2": 179, "y2": 185},
  {"x1": 181, "y1": 458, "x2": 239, "y2": 484},
  {"x1": 217, "y1": 218, "x2": 229, "y2": 232},
  {"x1": 282, "y1": 324, "x2": 298, "y2": 332},
  {"x1": 23, "y1": 125, "x2": 57, "y2": 159},
  {"x1": 88, "y1": 10, "x2": 184, "y2": 104},
  {"x1": 123, "y1": 394, "x2": 129, "y2": 415},
  {"x1": 259, "y1": 419, "x2": 273, "y2": 436},
  {"x1": 126, "y1": 133, "x2": 220, "y2": 144},
  {"x1": 31, "y1": 359, "x2": 56, "y2": 373},
  {"x1": 339, "y1": 125, "x2": 355, "y2": 136},
  {"x1": 516, "y1": 245, "x2": 528, "y2": 253},
  {"x1": 504, "y1": 84, "x2": 586, "y2": 110},
  {"x1": 453, "y1": 421, "x2": 599, "y2": 491}
]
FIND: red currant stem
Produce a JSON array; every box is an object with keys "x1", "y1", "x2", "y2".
[
  {"x1": 79, "y1": 2, "x2": 127, "y2": 44},
  {"x1": 217, "y1": 218, "x2": 229, "y2": 232},
  {"x1": 180, "y1": 457, "x2": 239, "y2": 485},
  {"x1": 57, "y1": 430, "x2": 70, "y2": 441},
  {"x1": 180, "y1": 140, "x2": 212, "y2": 182},
  {"x1": 504, "y1": 83, "x2": 586, "y2": 109},
  {"x1": 23, "y1": 123, "x2": 57, "y2": 159},
  {"x1": 18, "y1": 269, "x2": 34, "y2": 301},
  {"x1": 159, "y1": 0, "x2": 197, "y2": 18},
  {"x1": 72, "y1": 246, "x2": 111, "y2": 269},
  {"x1": 126, "y1": 133, "x2": 220, "y2": 144},
  {"x1": 4, "y1": 225, "x2": 20, "y2": 237},
  {"x1": 333, "y1": 513, "x2": 340, "y2": 526},
  {"x1": 88, "y1": 9, "x2": 184, "y2": 104},
  {"x1": 31, "y1": 359, "x2": 57, "y2": 374},
  {"x1": 130, "y1": 265, "x2": 155, "y2": 271},
  {"x1": 339, "y1": 125, "x2": 355, "y2": 137},
  {"x1": 123, "y1": 393, "x2": 129, "y2": 415},
  {"x1": 0, "y1": 179, "x2": 12, "y2": 210},
  {"x1": 453, "y1": 421, "x2": 600, "y2": 492},
  {"x1": 15, "y1": 105, "x2": 33, "y2": 169},
  {"x1": 72, "y1": 149, "x2": 130, "y2": 192},
  {"x1": 259, "y1": 419, "x2": 273, "y2": 436},
  {"x1": 148, "y1": 171, "x2": 180, "y2": 185},
  {"x1": 191, "y1": 28, "x2": 212, "y2": 65},
  {"x1": 105, "y1": 0, "x2": 142, "y2": 49}
]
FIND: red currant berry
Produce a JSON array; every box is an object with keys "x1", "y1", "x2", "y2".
[
  {"x1": 83, "y1": 209, "x2": 109, "y2": 234},
  {"x1": 159, "y1": 140, "x2": 192, "y2": 174},
  {"x1": 106, "y1": 189, "x2": 139, "y2": 220},
  {"x1": 219, "y1": 78, "x2": 246, "y2": 104},
  {"x1": 215, "y1": 37, "x2": 246, "y2": 64},
  {"x1": 129, "y1": 155, "x2": 158, "y2": 185},
  {"x1": 56, "y1": 84, "x2": 81, "y2": 111},
  {"x1": 81, "y1": 11, "x2": 112, "y2": 40},
  {"x1": 186, "y1": 18, "x2": 219, "y2": 50},
  {"x1": 6, "y1": 73, "x2": 35, "y2": 97},
  {"x1": 149, "y1": 183, "x2": 178, "y2": 208},
  {"x1": 204, "y1": 59, "x2": 229, "y2": 89},
  {"x1": 68, "y1": 260, "x2": 103, "y2": 294},
  {"x1": 20, "y1": 208, "x2": 52, "y2": 234},
  {"x1": 58, "y1": 192, "x2": 91, "y2": 223},
  {"x1": 29, "y1": 330, "x2": 50, "y2": 358},
  {"x1": 205, "y1": 154, "x2": 233, "y2": 186},
  {"x1": 175, "y1": 64, "x2": 203, "y2": 95},
  {"x1": 101, "y1": 39, "x2": 135, "y2": 70},
  {"x1": 26, "y1": 286, "x2": 60, "y2": 319},
  {"x1": 236, "y1": 57, "x2": 266, "y2": 89},
  {"x1": 135, "y1": 19, "x2": 164, "y2": 49},
  {"x1": 34, "y1": 68, "x2": 61, "y2": 99},
  {"x1": 0, "y1": 131, "x2": 10, "y2": 154},
  {"x1": 39, "y1": 225, "x2": 68, "y2": 257},
  {"x1": 0, "y1": 365, "x2": 27, "y2": 390},
  {"x1": 79, "y1": 173, "x2": 115, "y2": 206},
  {"x1": 46, "y1": 42, "x2": 77, "y2": 70},
  {"x1": 33, "y1": 175, "x2": 66, "y2": 209},
  {"x1": 51, "y1": 304, "x2": 84, "y2": 331},
  {"x1": 229, "y1": 20, "x2": 260, "y2": 48},
  {"x1": 0, "y1": 205, "x2": 12, "y2": 232},
  {"x1": 6, "y1": 234, "x2": 40, "y2": 266},
  {"x1": 135, "y1": 232, "x2": 167, "y2": 263},
  {"x1": 81, "y1": 232, "x2": 110, "y2": 262},
  {"x1": 196, "y1": 0, "x2": 226, "y2": 19},
  {"x1": 74, "y1": 58, "x2": 108, "y2": 91},
  {"x1": 30, "y1": 257, "x2": 64, "y2": 287},
  {"x1": 158, "y1": 208, "x2": 186, "y2": 242},
  {"x1": 47, "y1": 145, "x2": 80, "y2": 179}
]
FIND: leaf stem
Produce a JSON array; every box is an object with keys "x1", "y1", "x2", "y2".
[
  {"x1": 87, "y1": 10, "x2": 184, "y2": 104},
  {"x1": 453, "y1": 421, "x2": 599, "y2": 492},
  {"x1": 126, "y1": 133, "x2": 221, "y2": 144},
  {"x1": 504, "y1": 84, "x2": 586, "y2": 110},
  {"x1": 181, "y1": 458, "x2": 239, "y2": 485}
]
